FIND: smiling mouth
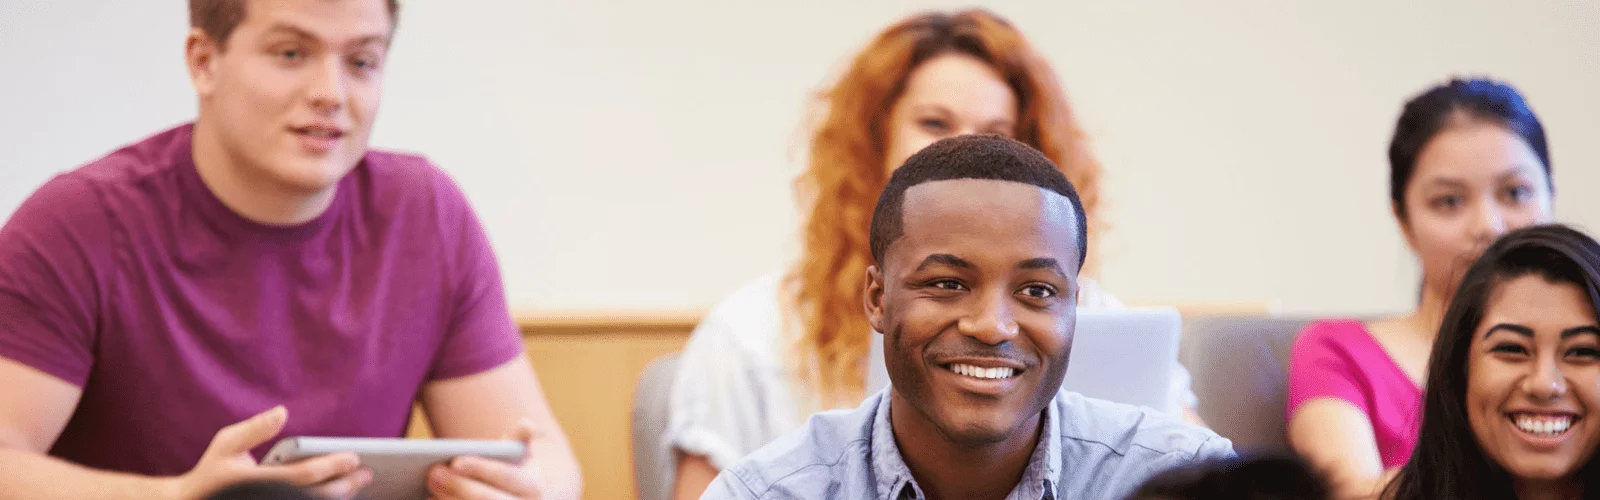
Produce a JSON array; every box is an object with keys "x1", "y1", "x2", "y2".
[
  {"x1": 943, "y1": 363, "x2": 1021, "y2": 380},
  {"x1": 1509, "y1": 412, "x2": 1580, "y2": 438},
  {"x1": 292, "y1": 126, "x2": 345, "y2": 139}
]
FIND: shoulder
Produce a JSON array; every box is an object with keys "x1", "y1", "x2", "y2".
[
  {"x1": 353, "y1": 149, "x2": 466, "y2": 205},
  {"x1": 683, "y1": 271, "x2": 788, "y2": 357},
  {"x1": 347, "y1": 150, "x2": 493, "y2": 245},
  {"x1": 702, "y1": 272, "x2": 786, "y2": 329},
  {"x1": 1077, "y1": 277, "x2": 1124, "y2": 309},
  {"x1": 719, "y1": 394, "x2": 877, "y2": 496},
  {"x1": 71, "y1": 124, "x2": 195, "y2": 186},
  {"x1": 3, "y1": 127, "x2": 192, "y2": 240},
  {"x1": 1056, "y1": 390, "x2": 1231, "y2": 460},
  {"x1": 1292, "y1": 319, "x2": 1371, "y2": 353}
]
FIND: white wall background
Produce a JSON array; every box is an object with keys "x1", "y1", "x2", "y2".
[{"x1": 3, "y1": 1, "x2": 1598, "y2": 316}]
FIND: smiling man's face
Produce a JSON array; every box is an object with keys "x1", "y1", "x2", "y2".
[{"x1": 866, "y1": 178, "x2": 1081, "y2": 445}]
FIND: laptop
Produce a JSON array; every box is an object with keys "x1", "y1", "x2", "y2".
[
  {"x1": 1061, "y1": 307, "x2": 1181, "y2": 413},
  {"x1": 866, "y1": 307, "x2": 1181, "y2": 414}
]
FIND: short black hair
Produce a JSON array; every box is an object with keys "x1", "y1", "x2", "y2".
[
  {"x1": 203, "y1": 482, "x2": 317, "y2": 500},
  {"x1": 1389, "y1": 77, "x2": 1550, "y2": 220},
  {"x1": 868, "y1": 134, "x2": 1087, "y2": 268},
  {"x1": 1130, "y1": 453, "x2": 1330, "y2": 500}
]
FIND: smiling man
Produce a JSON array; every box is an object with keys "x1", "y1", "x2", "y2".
[
  {"x1": 0, "y1": 1, "x2": 578, "y2": 499},
  {"x1": 703, "y1": 135, "x2": 1232, "y2": 500}
]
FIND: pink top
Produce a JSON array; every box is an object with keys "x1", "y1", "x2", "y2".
[{"x1": 1286, "y1": 320, "x2": 1423, "y2": 469}]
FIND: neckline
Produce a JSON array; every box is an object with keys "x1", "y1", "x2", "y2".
[
  {"x1": 175, "y1": 123, "x2": 349, "y2": 240},
  {"x1": 1352, "y1": 320, "x2": 1426, "y2": 395}
]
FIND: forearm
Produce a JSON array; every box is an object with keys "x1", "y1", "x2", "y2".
[
  {"x1": 1297, "y1": 451, "x2": 1389, "y2": 500},
  {"x1": 533, "y1": 435, "x2": 582, "y2": 500},
  {"x1": 1329, "y1": 474, "x2": 1391, "y2": 500},
  {"x1": 0, "y1": 447, "x2": 178, "y2": 500}
]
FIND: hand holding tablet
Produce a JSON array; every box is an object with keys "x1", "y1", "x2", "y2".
[
  {"x1": 420, "y1": 419, "x2": 547, "y2": 499},
  {"x1": 176, "y1": 406, "x2": 372, "y2": 500},
  {"x1": 179, "y1": 407, "x2": 546, "y2": 500},
  {"x1": 263, "y1": 437, "x2": 526, "y2": 500}
]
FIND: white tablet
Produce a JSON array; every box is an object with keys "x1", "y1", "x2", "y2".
[{"x1": 262, "y1": 437, "x2": 525, "y2": 500}]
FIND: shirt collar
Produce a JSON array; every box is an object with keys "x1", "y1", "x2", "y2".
[
  {"x1": 869, "y1": 391, "x2": 917, "y2": 500},
  {"x1": 868, "y1": 389, "x2": 1062, "y2": 500}
]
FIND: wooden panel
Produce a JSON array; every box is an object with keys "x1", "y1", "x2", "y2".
[
  {"x1": 515, "y1": 309, "x2": 706, "y2": 333},
  {"x1": 405, "y1": 310, "x2": 701, "y2": 500},
  {"x1": 525, "y1": 330, "x2": 688, "y2": 500}
]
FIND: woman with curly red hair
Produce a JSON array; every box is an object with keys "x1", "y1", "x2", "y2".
[{"x1": 662, "y1": 9, "x2": 1199, "y2": 499}]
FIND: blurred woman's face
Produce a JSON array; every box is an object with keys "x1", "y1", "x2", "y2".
[
  {"x1": 1466, "y1": 274, "x2": 1600, "y2": 483},
  {"x1": 882, "y1": 53, "x2": 1017, "y2": 173},
  {"x1": 1399, "y1": 120, "x2": 1553, "y2": 295}
]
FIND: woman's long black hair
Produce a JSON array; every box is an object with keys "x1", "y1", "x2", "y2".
[{"x1": 1387, "y1": 224, "x2": 1600, "y2": 499}]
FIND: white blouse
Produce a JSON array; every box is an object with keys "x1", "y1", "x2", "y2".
[{"x1": 662, "y1": 271, "x2": 1197, "y2": 471}]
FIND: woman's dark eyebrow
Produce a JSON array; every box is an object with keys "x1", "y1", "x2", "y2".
[
  {"x1": 1484, "y1": 323, "x2": 1534, "y2": 339},
  {"x1": 1561, "y1": 325, "x2": 1600, "y2": 339}
]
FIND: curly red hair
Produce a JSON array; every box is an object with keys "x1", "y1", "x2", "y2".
[{"x1": 786, "y1": 9, "x2": 1103, "y2": 407}]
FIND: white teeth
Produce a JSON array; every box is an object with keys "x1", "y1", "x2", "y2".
[
  {"x1": 1514, "y1": 414, "x2": 1574, "y2": 436},
  {"x1": 948, "y1": 364, "x2": 1015, "y2": 380}
]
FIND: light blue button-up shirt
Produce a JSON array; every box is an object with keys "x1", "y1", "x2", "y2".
[{"x1": 702, "y1": 388, "x2": 1234, "y2": 500}]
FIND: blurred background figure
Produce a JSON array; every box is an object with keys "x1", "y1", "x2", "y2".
[
  {"x1": 1287, "y1": 78, "x2": 1554, "y2": 498},
  {"x1": 1129, "y1": 453, "x2": 1330, "y2": 500},
  {"x1": 203, "y1": 482, "x2": 317, "y2": 500}
]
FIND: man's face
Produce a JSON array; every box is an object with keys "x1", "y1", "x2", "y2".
[
  {"x1": 866, "y1": 179, "x2": 1081, "y2": 445},
  {"x1": 188, "y1": 0, "x2": 392, "y2": 192}
]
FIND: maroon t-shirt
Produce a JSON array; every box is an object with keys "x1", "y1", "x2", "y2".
[{"x1": 0, "y1": 124, "x2": 524, "y2": 476}]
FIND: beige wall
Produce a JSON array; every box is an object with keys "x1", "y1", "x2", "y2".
[{"x1": 3, "y1": 1, "x2": 1598, "y2": 316}]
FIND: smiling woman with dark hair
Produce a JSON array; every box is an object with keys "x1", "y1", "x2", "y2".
[{"x1": 1386, "y1": 224, "x2": 1600, "y2": 500}]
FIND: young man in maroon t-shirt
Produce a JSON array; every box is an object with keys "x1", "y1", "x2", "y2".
[{"x1": 0, "y1": 1, "x2": 580, "y2": 499}]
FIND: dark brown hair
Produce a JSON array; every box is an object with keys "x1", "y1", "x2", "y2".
[
  {"x1": 1388, "y1": 78, "x2": 1549, "y2": 221},
  {"x1": 190, "y1": 0, "x2": 400, "y2": 48}
]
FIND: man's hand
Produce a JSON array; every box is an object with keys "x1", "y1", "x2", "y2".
[
  {"x1": 425, "y1": 419, "x2": 542, "y2": 500},
  {"x1": 174, "y1": 406, "x2": 374, "y2": 500}
]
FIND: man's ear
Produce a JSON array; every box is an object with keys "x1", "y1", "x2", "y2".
[
  {"x1": 864, "y1": 264, "x2": 886, "y2": 334},
  {"x1": 186, "y1": 28, "x2": 221, "y2": 98}
]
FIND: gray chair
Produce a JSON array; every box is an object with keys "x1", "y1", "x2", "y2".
[
  {"x1": 632, "y1": 353, "x2": 680, "y2": 500},
  {"x1": 1179, "y1": 315, "x2": 1313, "y2": 453}
]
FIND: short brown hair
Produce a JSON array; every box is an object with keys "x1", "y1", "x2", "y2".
[{"x1": 190, "y1": 0, "x2": 400, "y2": 48}]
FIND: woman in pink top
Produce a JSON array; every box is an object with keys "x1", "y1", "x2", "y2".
[{"x1": 1287, "y1": 78, "x2": 1555, "y2": 499}]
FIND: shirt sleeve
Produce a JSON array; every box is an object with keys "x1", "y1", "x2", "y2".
[
  {"x1": 663, "y1": 275, "x2": 798, "y2": 475},
  {"x1": 664, "y1": 304, "x2": 771, "y2": 471},
  {"x1": 1286, "y1": 321, "x2": 1370, "y2": 418},
  {"x1": 0, "y1": 175, "x2": 111, "y2": 387},
  {"x1": 1195, "y1": 434, "x2": 1237, "y2": 461},
  {"x1": 425, "y1": 167, "x2": 523, "y2": 381},
  {"x1": 700, "y1": 469, "x2": 759, "y2": 500}
]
